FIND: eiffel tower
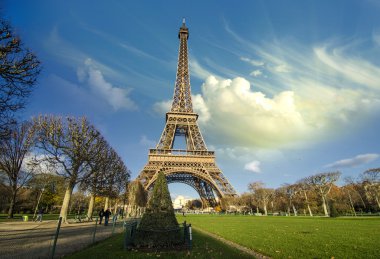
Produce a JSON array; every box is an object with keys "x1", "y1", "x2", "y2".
[{"x1": 137, "y1": 20, "x2": 236, "y2": 207}]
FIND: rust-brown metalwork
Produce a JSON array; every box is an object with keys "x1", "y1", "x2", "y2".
[{"x1": 137, "y1": 20, "x2": 236, "y2": 207}]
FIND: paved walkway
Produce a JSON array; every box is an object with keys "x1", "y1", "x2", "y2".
[{"x1": 0, "y1": 219, "x2": 124, "y2": 259}]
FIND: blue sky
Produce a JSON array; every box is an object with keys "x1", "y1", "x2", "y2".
[{"x1": 3, "y1": 0, "x2": 380, "y2": 199}]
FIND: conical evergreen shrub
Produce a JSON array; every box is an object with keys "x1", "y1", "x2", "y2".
[{"x1": 134, "y1": 171, "x2": 181, "y2": 248}]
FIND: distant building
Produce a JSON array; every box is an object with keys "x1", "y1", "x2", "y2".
[{"x1": 172, "y1": 195, "x2": 192, "y2": 210}]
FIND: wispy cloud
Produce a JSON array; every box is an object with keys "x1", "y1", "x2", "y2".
[
  {"x1": 315, "y1": 46, "x2": 380, "y2": 90},
  {"x1": 244, "y1": 160, "x2": 261, "y2": 173},
  {"x1": 325, "y1": 153, "x2": 380, "y2": 169},
  {"x1": 190, "y1": 26, "x2": 380, "y2": 148},
  {"x1": 45, "y1": 26, "x2": 127, "y2": 83},
  {"x1": 240, "y1": 57, "x2": 264, "y2": 67},
  {"x1": 250, "y1": 70, "x2": 262, "y2": 77},
  {"x1": 153, "y1": 99, "x2": 171, "y2": 115},
  {"x1": 77, "y1": 59, "x2": 137, "y2": 111},
  {"x1": 189, "y1": 58, "x2": 214, "y2": 80}
]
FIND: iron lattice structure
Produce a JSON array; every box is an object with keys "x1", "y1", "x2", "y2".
[{"x1": 137, "y1": 20, "x2": 236, "y2": 207}]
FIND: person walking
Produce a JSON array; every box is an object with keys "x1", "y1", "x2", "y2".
[
  {"x1": 98, "y1": 209, "x2": 104, "y2": 225},
  {"x1": 104, "y1": 209, "x2": 111, "y2": 226},
  {"x1": 36, "y1": 208, "x2": 43, "y2": 222}
]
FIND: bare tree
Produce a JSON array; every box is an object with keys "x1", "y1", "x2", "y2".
[
  {"x1": 102, "y1": 149, "x2": 130, "y2": 214},
  {"x1": 127, "y1": 180, "x2": 147, "y2": 217},
  {"x1": 248, "y1": 181, "x2": 274, "y2": 215},
  {"x1": 0, "y1": 121, "x2": 36, "y2": 218},
  {"x1": 33, "y1": 115, "x2": 100, "y2": 223},
  {"x1": 79, "y1": 136, "x2": 109, "y2": 220},
  {"x1": 307, "y1": 172, "x2": 341, "y2": 216},
  {"x1": 297, "y1": 178, "x2": 314, "y2": 216},
  {"x1": 344, "y1": 176, "x2": 367, "y2": 209},
  {"x1": 281, "y1": 183, "x2": 300, "y2": 216},
  {"x1": 0, "y1": 20, "x2": 41, "y2": 136},
  {"x1": 361, "y1": 168, "x2": 380, "y2": 210}
]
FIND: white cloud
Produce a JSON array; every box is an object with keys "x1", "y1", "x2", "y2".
[
  {"x1": 192, "y1": 30, "x2": 380, "y2": 148},
  {"x1": 314, "y1": 47, "x2": 380, "y2": 90},
  {"x1": 214, "y1": 146, "x2": 284, "y2": 163},
  {"x1": 22, "y1": 153, "x2": 65, "y2": 175},
  {"x1": 272, "y1": 63, "x2": 291, "y2": 73},
  {"x1": 325, "y1": 153, "x2": 380, "y2": 169},
  {"x1": 153, "y1": 99, "x2": 172, "y2": 115},
  {"x1": 244, "y1": 160, "x2": 261, "y2": 173},
  {"x1": 192, "y1": 94, "x2": 210, "y2": 123},
  {"x1": 196, "y1": 73, "x2": 379, "y2": 148},
  {"x1": 78, "y1": 59, "x2": 137, "y2": 111},
  {"x1": 240, "y1": 57, "x2": 264, "y2": 67},
  {"x1": 153, "y1": 95, "x2": 210, "y2": 123},
  {"x1": 189, "y1": 59, "x2": 214, "y2": 80},
  {"x1": 199, "y1": 76, "x2": 310, "y2": 147},
  {"x1": 250, "y1": 70, "x2": 262, "y2": 77}
]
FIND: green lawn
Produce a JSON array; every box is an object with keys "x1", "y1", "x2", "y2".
[
  {"x1": 177, "y1": 215, "x2": 380, "y2": 259},
  {"x1": 67, "y1": 228, "x2": 252, "y2": 259}
]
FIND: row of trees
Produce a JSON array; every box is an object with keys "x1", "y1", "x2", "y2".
[
  {"x1": 0, "y1": 116, "x2": 130, "y2": 222},
  {"x1": 0, "y1": 18, "x2": 131, "y2": 222},
  {"x1": 220, "y1": 170, "x2": 379, "y2": 216}
]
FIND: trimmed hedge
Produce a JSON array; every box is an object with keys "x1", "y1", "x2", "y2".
[{"x1": 134, "y1": 172, "x2": 181, "y2": 248}]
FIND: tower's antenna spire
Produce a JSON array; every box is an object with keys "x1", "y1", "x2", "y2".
[
  {"x1": 182, "y1": 18, "x2": 186, "y2": 25},
  {"x1": 173, "y1": 18, "x2": 191, "y2": 112}
]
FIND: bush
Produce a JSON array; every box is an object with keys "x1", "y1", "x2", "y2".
[{"x1": 134, "y1": 172, "x2": 181, "y2": 248}]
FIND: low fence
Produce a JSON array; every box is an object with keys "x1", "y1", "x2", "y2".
[
  {"x1": 123, "y1": 220, "x2": 192, "y2": 250},
  {"x1": 0, "y1": 216, "x2": 132, "y2": 259}
]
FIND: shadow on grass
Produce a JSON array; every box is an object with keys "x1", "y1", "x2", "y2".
[{"x1": 66, "y1": 229, "x2": 253, "y2": 259}]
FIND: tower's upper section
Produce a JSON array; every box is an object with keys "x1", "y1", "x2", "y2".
[
  {"x1": 171, "y1": 19, "x2": 193, "y2": 113},
  {"x1": 178, "y1": 18, "x2": 189, "y2": 39}
]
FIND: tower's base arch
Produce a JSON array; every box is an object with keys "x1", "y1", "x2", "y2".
[{"x1": 137, "y1": 150, "x2": 236, "y2": 208}]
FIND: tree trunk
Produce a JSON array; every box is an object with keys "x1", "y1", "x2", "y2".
[
  {"x1": 60, "y1": 181, "x2": 75, "y2": 223},
  {"x1": 347, "y1": 192, "x2": 357, "y2": 216},
  {"x1": 357, "y1": 191, "x2": 367, "y2": 208},
  {"x1": 33, "y1": 189, "x2": 44, "y2": 220},
  {"x1": 303, "y1": 191, "x2": 313, "y2": 216},
  {"x1": 7, "y1": 185, "x2": 17, "y2": 219},
  {"x1": 307, "y1": 204, "x2": 313, "y2": 217},
  {"x1": 104, "y1": 196, "x2": 109, "y2": 211},
  {"x1": 322, "y1": 196, "x2": 329, "y2": 217},
  {"x1": 113, "y1": 200, "x2": 118, "y2": 214},
  {"x1": 375, "y1": 195, "x2": 380, "y2": 210},
  {"x1": 87, "y1": 194, "x2": 95, "y2": 220},
  {"x1": 292, "y1": 205, "x2": 298, "y2": 216},
  {"x1": 123, "y1": 204, "x2": 128, "y2": 218},
  {"x1": 263, "y1": 203, "x2": 267, "y2": 215}
]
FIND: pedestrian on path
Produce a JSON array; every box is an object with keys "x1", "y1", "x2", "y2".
[
  {"x1": 104, "y1": 209, "x2": 111, "y2": 226},
  {"x1": 36, "y1": 208, "x2": 43, "y2": 222},
  {"x1": 98, "y1": 209, "x2": 104, "y2": 225}
]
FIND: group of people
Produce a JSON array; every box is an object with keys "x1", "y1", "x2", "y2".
[
  {"x1": 98, "y1": 209, "x2": 112, "y2": 226},
  {"x1": 32, "y1": 207, "x2": 115, "y2": 225}
]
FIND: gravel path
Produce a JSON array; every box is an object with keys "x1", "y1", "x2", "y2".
[
  {"x1": 0, "y1": 219, "x2": 124, "y2": 259},
  {"x1": 192, "y1": 226, "x2": 271, "y2": 259}
]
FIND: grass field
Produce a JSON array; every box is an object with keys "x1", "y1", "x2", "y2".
[
  {"x1": 177, "y1": 215, "x2": 380, "y2": 258},
  {"x1": 67, "y1": 228, "x2": 252, "y2": 259}
]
